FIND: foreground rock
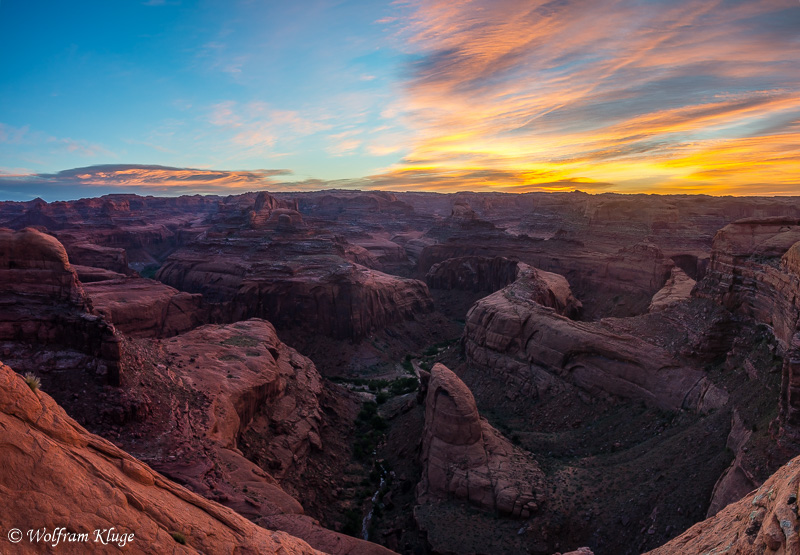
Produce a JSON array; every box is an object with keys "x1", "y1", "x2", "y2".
[
  {"x1": 648, "y1": 453, "x2": 800, "y2": 554},
  {"x1": 464, "y1": 264, "x2": 726, "y2": 412},
  {"x1": 417, "y1": 363, "x2": 545, "y2": 518},
  {"x1": 0, "y1": 361, "x2": 321, "y2": 555}
]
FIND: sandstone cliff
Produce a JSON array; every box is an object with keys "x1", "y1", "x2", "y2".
[
  {"x1": 695, "y1": 217, "x2": 800, "y2": 445},
  {"x1": 84, "y1": 276, "x2": 206, "y2": 338}
]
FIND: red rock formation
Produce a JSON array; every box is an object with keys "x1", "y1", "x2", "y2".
[
  {"x1": 695, "y1": 217, "x2": 800, "y2": 445},
  {"x1": 464, "y1": 263, "x2": 726, "y2": 412},
  {"x1": 157, "y1": 240, "x2": 433, "y2": 340},
  {"x1": 0, "y1": 361, "x2": 322, "y2": 555},
  {"x1": 0, "y1": 227, "x2": 121, "y2": 385},
  {"x1": 113, "y1": 319, "x2": 396, "y2": 555},
  {"x1": 63, "y1": 241, "x2": 131, "y2": 275},
  {"x1": 649, "y1": 267, "x2": 696, "y2": 312},
  {"x1": 417, "y1": 363, "x2": 545, "y2": 518},
  {"x1": 706, "y1": 411, "x2": 757, "y2": 518},
  {"x1": 648, "y1": 453, "x2": 800, "y2": 554},
  {"x1": 84, "y1": 277, "x2": 206, "y2": 338}
]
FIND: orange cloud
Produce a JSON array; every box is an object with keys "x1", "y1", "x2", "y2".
[{"x1": 378, "y1": 0, "x2": 800, "y2": 194}]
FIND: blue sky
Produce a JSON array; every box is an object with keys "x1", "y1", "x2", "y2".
[{"x1": 1, "y1": 0, "x2": 798, "y2": 200}]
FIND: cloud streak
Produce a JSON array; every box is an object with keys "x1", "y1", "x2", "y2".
[
  {"x1": 0, "y1": 165, "x2": 304, "y2": 201},
  {"x1": 379, "y1": 0, "x2": 800, "y2": 193}
]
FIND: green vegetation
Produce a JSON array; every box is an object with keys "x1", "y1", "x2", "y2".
[
  {"x1": 220, "y1": 335, "x2": 260, "y2": 347},
  {"x1": 170, "y1": 532, "x2": 187, "y2": 545},
  {"x1": 332, "y1": 375, "x2": 418, "y2": 397},
  {"x1": 353, "y1": 402, "x2": 387, "y2": 461},
  {"x1": 388, "y1": 377, "x2": 418, "y2": 396},
  {"x1": 23, "y1": 373, "x2": 40, "y2": 392}
]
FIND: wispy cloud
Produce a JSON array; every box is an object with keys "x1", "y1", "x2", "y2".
[
  {"x1": 377, "y1": 0, "x2": 800, "y2": 193},
  {"x1": 208, "y1": 101, "x2": 331, "y2": 155}
]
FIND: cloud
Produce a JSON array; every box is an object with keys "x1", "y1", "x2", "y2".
[
  {"x1": 378, "y1": 0, "x2": 800, "y2": 193},
  {"x1": 0, "y1": 164, "x2": 296, "y2": 201},
  {"x1": 208, "y1": 101, "x2": 331, "y2": 154}
]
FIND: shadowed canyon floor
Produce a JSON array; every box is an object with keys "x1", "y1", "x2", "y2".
[{"x1": 4, "y1": 190, "x2": 800, "y2": 553}]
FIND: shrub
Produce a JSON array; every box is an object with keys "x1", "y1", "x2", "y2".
[
  {"x1": 171, "y1": 531, "x2": 187, "y2": 545},
  {"x1": 23, "y1": 373, "x2": 40, "y2": 392}
]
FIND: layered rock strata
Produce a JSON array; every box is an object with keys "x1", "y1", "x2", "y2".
[
  {"x1": 695, "y1": 217, "x2": 800, "y2": 444},
  {"x1": 157, "y1": 241, "x2": 433, "y2": 340},
  {"x1": 464, "y1": 264, "x2": 726, "y2": 412}
]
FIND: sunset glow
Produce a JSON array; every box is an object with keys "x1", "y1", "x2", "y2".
[{"x1": 0, "y1": 0, "x2": 798, "y2": 199}]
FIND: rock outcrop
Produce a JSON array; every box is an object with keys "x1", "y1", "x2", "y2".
[
  {"x1": 157, "y1": 240, "x2": 433, "y2": 340},
  {"x1": 0, "y1": 227, "x2": 121, "y2": 385},
  {"x1": 0, "y1": 361, "x2": 321, "y2": 555},
  {"x1": 100, "y1": 319, "x2": 396, "y2": 555},
  {"x1": 706, "y1": 411, "x2": 757, "y2": 518},
  {"x1": 63, "y1": 241, "x2": 131, "y2": 275},
  {"x1": 464, "y1": 264, "x2": 726, "y2": 412},
  {"x1": 649, "y1": 267, "x2": 696, "y2": 312},
  {"x1": 84, "y1": 277, "x2": 206, "y2": 338},
  {"x1": 648, "y1": 454, "x2": 800, "y2": 554},
  {"x1": 417, "y1": 363, "x2": 545, "y2": 519}
]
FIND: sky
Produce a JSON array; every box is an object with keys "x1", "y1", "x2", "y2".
[{"x1": 0, "y1": 0, "x2": 798, "y2": 201}]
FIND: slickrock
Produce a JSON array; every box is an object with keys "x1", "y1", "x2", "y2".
[
  {"x1": 417, "y1": 363, "x2": 545, "y2": 519},
  {"x1": 464, "y1": 264, "x2": 726, "y2": 412},
  {"x1": 0, "y1": 361, "x2": 322, "y2": 555},
  {"x1": 649, "y1": 267, "x2": 696, "y2": 312},
  {"x1": 647, "y1": 454, "x2": 800, "y2": 555},
  {"x1": 0, "y1": 227, "x2": 121, "y2": 385},
  {"x1": 84, "y1": 276, "x2": 206, "y2": 338}
]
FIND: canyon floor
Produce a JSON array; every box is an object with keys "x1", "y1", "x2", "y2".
[{"x1": 4, "y1": 190, "x2": 800, "y2": 554}]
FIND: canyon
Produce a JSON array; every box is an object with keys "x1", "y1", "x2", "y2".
[{"x1": 3, "y1": 189, "x2": 800, "y2": 553}]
